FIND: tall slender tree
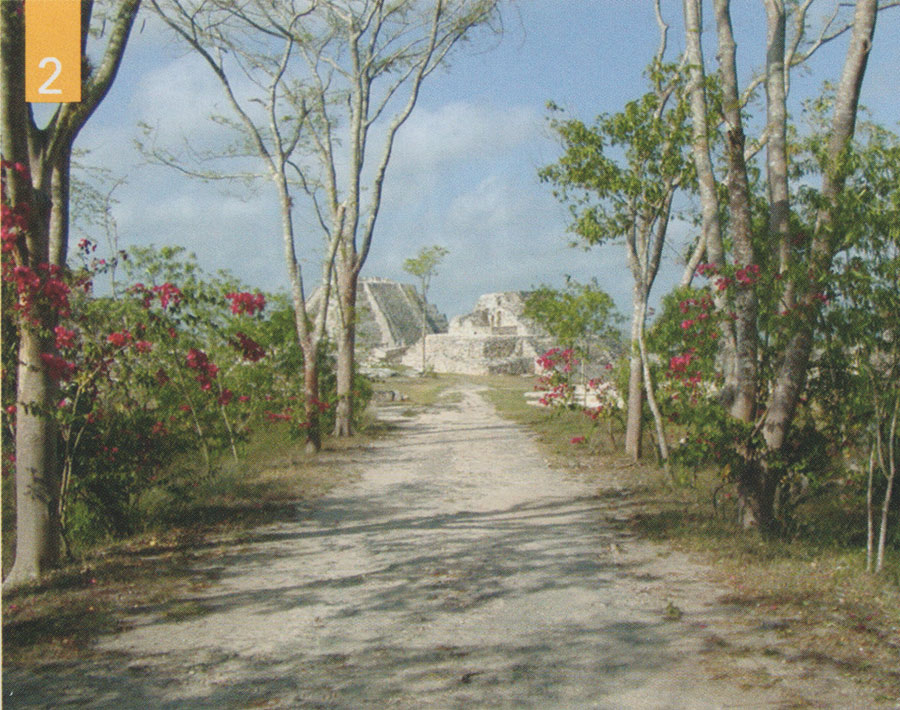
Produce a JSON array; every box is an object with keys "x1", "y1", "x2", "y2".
[
  {"x1": 2, "y1": 0, "x2": 141, "y2": 588},
  {"x1": 402, "y1": 244, "x2": 447, "y2": 374},
  {"x1": 681, "y1": 0, "x2": 883, "y2": 529},
  {"x1": 281, "y1": 0, "x2": 500, "y2": 437},
  {"x1": 148, "y1": 0, "x2": 340, "y2": 453},
  {"x1": 541, "y1": 5, "x2": 693, "y2": 462}
]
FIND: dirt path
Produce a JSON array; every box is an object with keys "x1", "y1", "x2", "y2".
[{"x1": 4, "y1": 384, "x2": 891, "y2": 708}]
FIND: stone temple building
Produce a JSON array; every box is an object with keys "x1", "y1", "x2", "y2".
[
  {"x1": 307, "y1": 278, "x2": 448, "y2": 362},
  {"x1": 401, "y1": 292, "x2": 552, "y2": 375}
]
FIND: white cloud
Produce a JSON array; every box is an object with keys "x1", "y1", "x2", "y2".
[
  {"x1": 392, "y1": 102, "x2": 541, "y2": 175},
  {"x1": 136, "y1": 56, "x2": 222, "y2": 132}
]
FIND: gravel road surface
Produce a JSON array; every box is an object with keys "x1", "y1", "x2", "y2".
[{"x1": 3, "y1": 383, "x2": 889, "y2": 709}]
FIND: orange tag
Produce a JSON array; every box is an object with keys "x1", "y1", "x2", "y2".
[{"x1": 25, "y1": 0, "x2": 81, "y2": 103}]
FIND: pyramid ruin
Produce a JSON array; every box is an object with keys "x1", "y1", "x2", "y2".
[
  {"x1": 401, "y1": 292, "x2": 553, "y2": 375},
  {"x1": 308, "y1": 278, "x2": 448, "y2": 361}
]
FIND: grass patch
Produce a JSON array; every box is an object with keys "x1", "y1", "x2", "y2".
[
  {"x1": 480, "y1": 374, "x2": 900, "y2": 699},
  {"x1": 372, "y1": 373, "x2": 463, "y2": 409}
]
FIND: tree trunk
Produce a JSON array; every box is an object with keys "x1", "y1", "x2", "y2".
[
  {"x1": 762, "y1": 0, "x2": 877, "y2": 456},
  {"x1": 682, "y1": 0, "x2": 724, "y2": 270},
  {"x1": 713, "y1": 0, "x2": 758, "y2": 424},
  {"x1": 4, "y1": 327, "x2": 61, "y2": 587},
  {"x1": 875, "y1": 396, "x2": 898, "y2": 573},
  {"x1": 636, "y1": 302, "x2": 669, "y2": 470},
  {"x1": 48, "y1": 148, "x2": 72, "y2": 268},
  {"x1": 333, "y1": 265, "x2": 357, "y2": 437},
  {"x1": 764, "y1": 0, "x2": 792, "y2": 309},
  {"x1": 2, "y1": 0, "x2": 139, "y2": 587},
  {"x1": 866, "y1": 443, "x2": 876, "y2": 572},
  {"x1": 302, "y1": 343, "x2": 321, "y2": 454},
  {"x1": 421, "y1": 298, "x2": 427, "y2": 375},
  {"x1": 624, "y1": 284, "x2": 644, "y2": 460},
  {"x1": 682, "y1": 0, "x2": 738, "y2": 401},
  {"x1": 679, "y1": 232, "x2": 706, "y2": 289}
]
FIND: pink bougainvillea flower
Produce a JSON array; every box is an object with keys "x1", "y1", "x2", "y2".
[
  {"x1": 231, "y1": 332, "x2": 266, "y2": 362},
  {"x1": 107, "y1": 330, "x2": 132, "y2": 348},
  {"x1": 225, "y1": 291, "x2": 266, "y2": 316},
  {"x1": 54, "y1": 325, "x2": 76, "y2": 349},
  {"x1": 152, "y1": 282, "x2": 182, "y2": 310},
  {"x1": 40, "y1": 353, "x2": 76, "y2": 381}
]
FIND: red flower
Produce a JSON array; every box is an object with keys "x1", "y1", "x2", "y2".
[
  {"x1": 669, "y1": 350, "x2": 696, "y2": 375},
  {"x1": 107, "y1": 330, "x2": 132, "y2": 348},
  {"x1": 40, "y1": 353, "x2": 76, "y2": 381},
  {"x1": 54, "y1": 326, "x2": 77, "y2": 349},
  {"x1": 217, "y1": 389, "x2": 233, "y2": 406},
  {"x1": 152, "y1": 282, "x2": 182, "y2": 310},
  {"x1": 238, "y1": 395, "x2": 250, "y2": 403},
  {"x1": 225, "y1": 291, "x2": 266, "y2": 316},
  {"x1": 185, "y1": 348, "x2": 203, "y2": 367},
  {"x1": 310, "y1": 397, "x2": 331, "y2": 413},
  {"x1": 570, "y1": 436, "x2": 586, "y2": 444},
  {"x1": 231, "y1": 332, "x2": 266, "y2": 362}
]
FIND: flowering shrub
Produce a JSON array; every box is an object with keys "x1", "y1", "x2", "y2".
[
  {"x1": 535, "y1": 347, "x2": 578, "y2": 408},
  {"x1": 226, "y1": 290, "x2": 265, "y2": 315},
  {"x1": 1, "y1": 242, "x2": 359, "y2": 550},
  {"x1": 534, "y1": 347, "x2": 623, "y2": 447}
]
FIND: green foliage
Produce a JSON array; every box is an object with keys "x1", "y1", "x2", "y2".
[
  {"x1": 540, "y1": 65, "x2": 695, "y2": 248},
  {"x1": 523, "y1": 277, "x2": 622, "y2": 355},
  {"x1": 402, "y1": 245, "x2": 449, "y2": 288},
  {"x1": 2, "y1": 244, "x2": 358, "y2": 554},
  {"x1": 645, "y1": 115, "x2": 900, "y2": 538}
]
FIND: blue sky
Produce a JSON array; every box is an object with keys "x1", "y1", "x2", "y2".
[{"x1": 68, "y1": 1, "x2": 899, "y2": 319}]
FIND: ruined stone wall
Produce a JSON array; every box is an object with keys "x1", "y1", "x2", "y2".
[
  {"x1": 399, "y1": 291, "x2": 553, "y2": 375},
  {"x1": 449, "y1": 291, "x2": 542, "y2": 337},
  {"x1": 401, "y1": 333, "x2": 553, "y2": 375}
]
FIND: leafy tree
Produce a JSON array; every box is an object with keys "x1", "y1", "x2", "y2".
[
  {"x1": 1, "y1": 0, "x2": 141, "y2": 588},
  {"x1": 293, "y1": 0, "x2": 500, "y2": 437},
  {"x1": 149, "y1": 0, "x2": 499, "y2": 440},
  {"x1": 146, "y1": 0, "x2": 336, "y2": 454},
  {"x1": 540, "y1": 21, "x2": 694, "y2": 464},
  {"x1": 678, "y1": 0, "x2": 887, "y2": 530},
  {"x1": 402, "y1": 245, "x2": 448, "y2": 373},
  {"x1": 812, "y1": 123, "x2": 900, "y2": 571},
  {"x1": 2, "y1": 243, "x2": 337, "y2": 555},
  {"x1": 523, "y1": 277, "x2": 621, "y2": 360}
]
